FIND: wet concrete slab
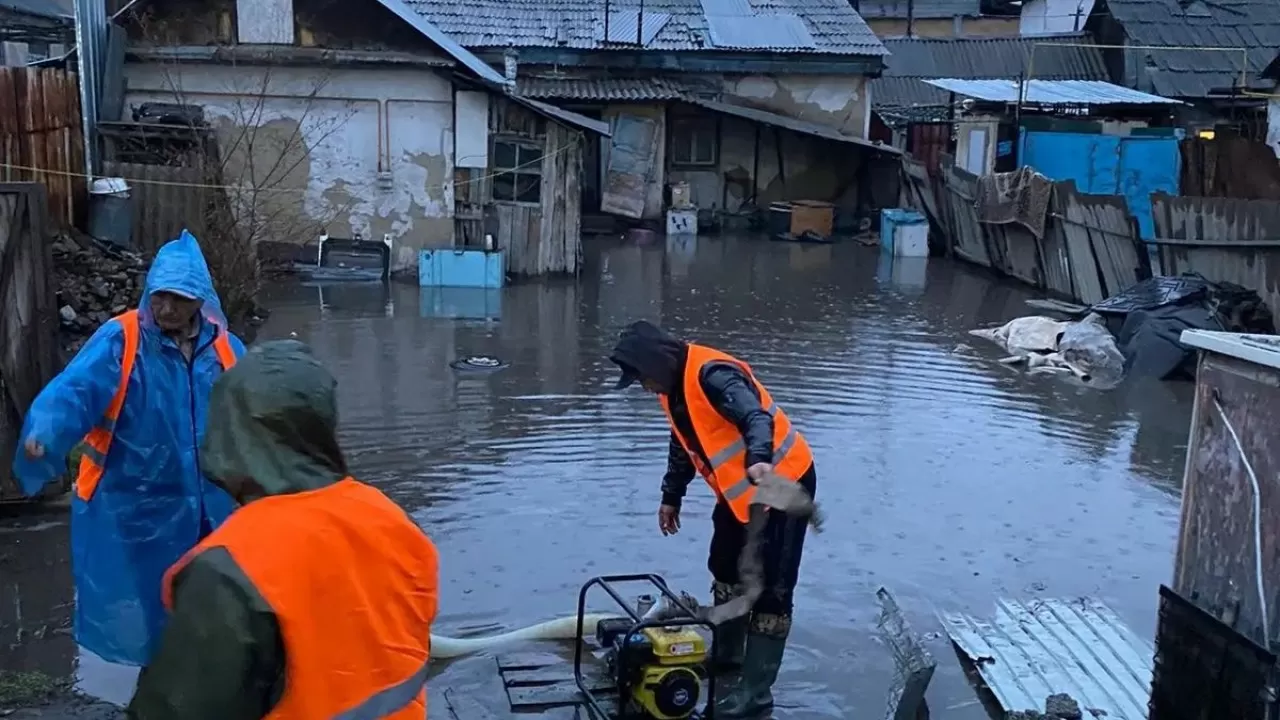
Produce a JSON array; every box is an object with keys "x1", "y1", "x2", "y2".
[{"x1": 0, "y1": 236, "x2": 1193, "y2": 717}]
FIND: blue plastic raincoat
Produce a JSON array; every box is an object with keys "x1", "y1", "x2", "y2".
[{"x1": 12, "y1": 230, "x2": 246, "y2": 667}]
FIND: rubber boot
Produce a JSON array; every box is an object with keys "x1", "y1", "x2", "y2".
[
  {"x1": 713, "y1": 630, "x2": 787, "y2": 719},
  {"x1": 710, "y1": 582, "x2": 747, "y2": 675}
]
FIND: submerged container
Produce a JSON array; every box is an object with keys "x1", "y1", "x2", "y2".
[
  {"x1": 419, "y1": 248, "x2": 505, "y2": 289},
  {"x1": 880, "y1": 209, "x2": 929, "y2": 258},
  {"x1": 88, "y1": 177, "x2": 133, "y2": 248}
]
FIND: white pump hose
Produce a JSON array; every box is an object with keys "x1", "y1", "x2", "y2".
[
  {"x1": 429, "y1": 613, "x2": 619, "y2": 660},
  {"x1": 428, "y1": 592, "x2": 703, "y2": 660}
]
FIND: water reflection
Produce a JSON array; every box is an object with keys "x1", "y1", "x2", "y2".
[{"x1": 0, "y1": 234, "x2": 1191, "y2": 717}]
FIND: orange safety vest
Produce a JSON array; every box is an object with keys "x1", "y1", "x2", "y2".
[
  {"x1": 75, "y1": 309, "x2": 238, "y2": 502},
  {"x1": 162, "y1": 477, "x2": 439, "y2": 720},
  {"x1": 659, "y1": 344, "x2": 814, "y2": 524}
]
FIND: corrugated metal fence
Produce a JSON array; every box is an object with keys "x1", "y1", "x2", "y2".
[
  {"x1": 1151, "y1": 195, "x2": 1280, "y2": 319},
  {"x1": 0, "y1": 183, "x2": 62, "y2": 502},
  {"x1": 101, "y1": 161, "x2": 210, "y2": 255},
  {"x1": 0, "y1": 67, "x2": 85, "y2": 228},
  {"x1": 907, "y1": 155, "x2": 1280, "y2": 319}
]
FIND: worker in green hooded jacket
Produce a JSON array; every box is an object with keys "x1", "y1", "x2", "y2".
[{"x1": 126, "y1": 340, "x2": 439, "y2": 719}]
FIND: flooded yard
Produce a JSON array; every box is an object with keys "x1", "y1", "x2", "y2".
[{"x1": 1, "y1": 235, "x2": 1192, "y2": 717}]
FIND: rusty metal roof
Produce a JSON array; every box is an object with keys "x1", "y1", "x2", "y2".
[
  {"x1": 940, "y1": 597, "x2": 1154, "y2": 719},
  {"x1": 1106, "y1": 0, "x2": 1280, "y2": 98},
  {"x1": 405, "y1": 0, "x2": 886, "y2": 55},
  {"x1": 517, "y1": 76, "x2": 692, "y2": 100}
]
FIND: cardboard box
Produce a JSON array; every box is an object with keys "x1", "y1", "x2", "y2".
[{"x1": 790, "y1": 200, "x2": 834, "y2": 239}]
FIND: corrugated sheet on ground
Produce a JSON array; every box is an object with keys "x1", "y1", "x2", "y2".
[{"x1": 940, "y1": 597, "x2": 1154, "y2": 719}]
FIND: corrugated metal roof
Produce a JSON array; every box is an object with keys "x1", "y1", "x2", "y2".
[
  {"x1": 922, "y1": 78, "x2": 1180, "y2": 105},
  {"x1": 1107, "y1": 0, "x2": 1280, "y2": 98},
  {"x1": 405, "y1": 0, "x2": 887, "y2": 55},
  {"x1": 704, "y1": 13, "x2": 817, "y2": 50},
  {"x1": 689, "y1": 97, "x2": 902, "y2": 153},
  {"x1": 605, "y1": 10, "x2": 673, "y2": 44},
  {"x1": 941, "y1": 598, "x2": 1155, "y2": 719},
  {"x1": 517, "y1": 76, "x2": 691, "y2": 100},
  {"x1": 376, "y1": 0, "x2": 507, "y2": 84},
  {"x1": 880, "y1": 35, "x2": 1108, "y2": 79},
  {"x1": 871, "y1": 35, "x2": 1109, "y2": 121},
  {"x1": 856, "y1": 0, "x2": 980, "y2": 19}
]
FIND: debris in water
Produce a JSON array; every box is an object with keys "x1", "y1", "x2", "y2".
[{"x1": 449, "y1": 355, "x2": 510, "y2": 372}]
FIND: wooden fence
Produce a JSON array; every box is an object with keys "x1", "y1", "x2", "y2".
[
  {"x1": 904, "y1": 154, "x2": 1280, "y2": 320},
  {"x1": 0, "y1": 183, "x2": 62, "y2": 502},
  {"x1": 102, "y1": 161, "x2": 210, "y2": 255},
  {"x1": 909, "y1": 155, "x2": 1150, "y2": 306},
  {"x1": 0, "y1": 67, "x2": 85, "y2": 228}
]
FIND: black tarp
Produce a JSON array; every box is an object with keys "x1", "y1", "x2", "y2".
[{"x1": 1089, "y1": 273, "x2": 1276, "y2": 381}]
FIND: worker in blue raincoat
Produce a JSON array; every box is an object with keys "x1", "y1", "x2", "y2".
[{"x1": 12, "y1": 229, "x2": 247, "y2": 667}]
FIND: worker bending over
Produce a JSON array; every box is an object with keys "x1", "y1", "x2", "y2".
[
  {"x1": 609, "y1": 320, "x2": 817, "y2": 719},
  {"x1": 14, "y1": 229, "x2": 245, "y2": 666},
  {"x1": 127, "y1": 340, "x2": 439, "y2": 720}
]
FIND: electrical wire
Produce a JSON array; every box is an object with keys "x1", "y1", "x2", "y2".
[
  {"x1": 1211, "y1": 394, "x2": 1271, "y2": 646},
  {"x1": 0, "y1": 134, "x2": 580, "y2": 195}
]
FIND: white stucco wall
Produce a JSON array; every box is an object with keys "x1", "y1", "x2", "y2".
[
  {"x1": 124, "y1": 62, "x2": 456, "y2": 270},
  {"x1": 1019, "y1": 0, "x2": 1094, "y2": 36}
]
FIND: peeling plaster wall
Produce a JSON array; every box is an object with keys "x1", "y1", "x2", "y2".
[
  {"x1": 124, "y1": 62, "x2": 454, "y2": 272},
  {"x1": 724, "y1": 74, "x2": 871, "y2": 137}
]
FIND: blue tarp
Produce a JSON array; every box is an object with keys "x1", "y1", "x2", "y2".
[{"x1": 13, "y1": 230, "x2": 246, "y2": 666}]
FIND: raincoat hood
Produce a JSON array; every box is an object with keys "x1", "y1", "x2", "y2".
[
  {"x1": 139, "y1": 229, "x2": 228, "y2": 330},
  {"x1": 609, "y1": 320, "x2": 687, "y2": 395},
  {"x1": 202, "y1": 339, "x2": 348, "y2": 500}
]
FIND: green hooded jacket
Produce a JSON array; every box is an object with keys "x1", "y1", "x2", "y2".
[{"x1": 126, "y1": 340, "x2": 351, "y2": 720}]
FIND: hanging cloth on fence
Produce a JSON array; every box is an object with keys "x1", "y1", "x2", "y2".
[{"x1": 974, "y1": 166, "x2": 1054, "y2": 239}]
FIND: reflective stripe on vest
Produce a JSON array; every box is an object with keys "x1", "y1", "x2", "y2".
[
  {"x1": 659, "y1": 344, "x2": 813, "y2": 523},
  {"x1": 163, "y1": 478, "x2": 438, "y2": 720},
  {"x1": 75, "y1": 310, "x2": 238, "y2": 502}
]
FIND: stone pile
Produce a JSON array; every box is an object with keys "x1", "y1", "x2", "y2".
[{"x1": 52, "y1": 233, "x2": 149, "y2": 355}]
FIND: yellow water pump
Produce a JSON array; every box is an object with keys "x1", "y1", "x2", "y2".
[{"x1": 574, "y1": 574, "x2": 718, "y2": 720}]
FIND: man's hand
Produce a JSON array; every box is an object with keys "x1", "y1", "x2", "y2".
[
  {"x1": 658, "y1": 504, "x2": 681, "y2": 536},
  {"x1": 747, "y1": 463, "x2": 773, "y2": 483},
  {"x1": 23, "y1": 438, "x2": 45, "y2": 460}
]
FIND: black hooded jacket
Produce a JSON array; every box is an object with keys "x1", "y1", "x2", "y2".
[{"x1": 609, "y1": 321, "x2": 775, "y2": 508}]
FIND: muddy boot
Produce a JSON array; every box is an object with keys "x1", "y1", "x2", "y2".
[
  {"x1": 714, "y1": 620, "x2": 788, "y2": 719},
  {"x1": 710, "y1": 582, "x2": 748, "y2": 676}
]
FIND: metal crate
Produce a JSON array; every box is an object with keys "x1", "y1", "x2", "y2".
[{"x1": 1149, "y1": 585, "x2": 1277, "y2": 720}]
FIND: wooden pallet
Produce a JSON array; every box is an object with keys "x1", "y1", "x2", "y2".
[{"x1": 497, "y1": 651, "x2": 621, "y2": 718}]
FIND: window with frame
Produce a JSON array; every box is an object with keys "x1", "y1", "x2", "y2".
[
  {"x1": 491, "y1": 139, "x2": 543, "y2": 204},
  {"x1": 670, "y1": 117, "x2": 718, "y2": 167}
]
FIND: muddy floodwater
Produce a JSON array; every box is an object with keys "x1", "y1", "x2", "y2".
[{"x1": 1, "y1": 235, "x2": 1193, "y2": 717}]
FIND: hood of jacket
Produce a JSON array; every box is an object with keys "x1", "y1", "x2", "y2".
[
  {"x1": 609, "y1": 320, "x2": 687, "y2": 395},
  {"x1": 201, "y1": 339, "x2": 348, "y2": 499},
  {"x1": 139, "y1": 228, "x2": 228, "y2": 332}
]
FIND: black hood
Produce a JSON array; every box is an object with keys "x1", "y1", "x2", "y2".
[{"x1": 610, "y1": 320, "x2": 687, "y2": 394}]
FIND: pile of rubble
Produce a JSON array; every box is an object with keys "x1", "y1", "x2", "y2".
[{"x1": 52, "y1": 232, "x2": 149, "y2": 355}]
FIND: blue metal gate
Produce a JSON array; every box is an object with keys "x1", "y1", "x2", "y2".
[{"x1": 1018, "y1": 129, "x2": 1180, "y2": 240}]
